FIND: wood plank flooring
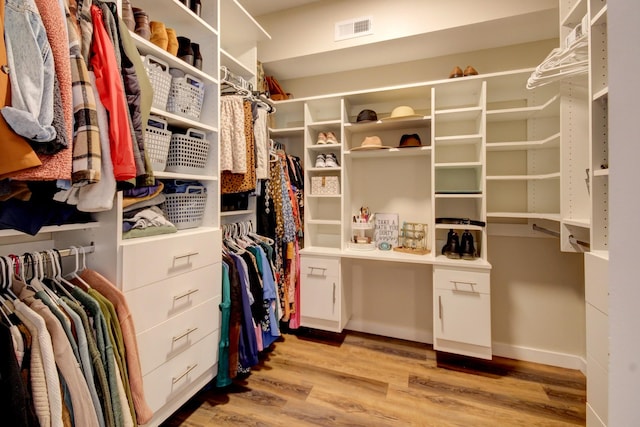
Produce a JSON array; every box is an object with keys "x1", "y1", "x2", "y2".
[{"x1": 160, "y1": 328, "x2": 586, "y2": 426}]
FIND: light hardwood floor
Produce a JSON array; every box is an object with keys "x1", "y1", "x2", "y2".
[{"x1": 161, "y1": 328, "x2": 586, "y2": 426}]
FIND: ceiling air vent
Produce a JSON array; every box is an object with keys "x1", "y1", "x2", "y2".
[{"x1": 335, "y1": 16, "x2": 373, "y2": 41}]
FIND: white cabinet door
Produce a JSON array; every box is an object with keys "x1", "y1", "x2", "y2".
[
  {"x1": 300, "y1": 255, "x2": 342, "y2": 329},
  {"x1": 433, "y1": 265, "x2": 491, "y2": 359}
]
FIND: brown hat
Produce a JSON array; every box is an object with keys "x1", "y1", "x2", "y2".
[
  {"x1": 351, "y1": 136, "x2": 391, "y2": 151},
  {"x1": 398, "y1": 134, "x2": 422, "y2": 148}
]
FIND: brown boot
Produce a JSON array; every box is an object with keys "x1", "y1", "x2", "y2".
[
  {"x1": 463, "y1": 65, "x2": 479, "y2": 76},
  {"x1": 149, "y1": 21, "x2": 168, "y2": 51},
  {"x1": 166, "y1": 28, "x2": 179, "y2": 55}
]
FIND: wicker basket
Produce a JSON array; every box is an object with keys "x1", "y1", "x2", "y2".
[
  {"x1": 162, "y1": 186, "x2": 207, "y2": 230},
  {"x1": 144, "y1": 116, "x2": 171, "y2": 171},
  {"x1": 167, "y1": 73, "x2": 205, "y2": 120},
  {"x1": 165, "y1": 128, "x2": 210, "y2": 174},
  {"x1": 143, "y1": 55, "x2": 172, "y2": 110}
]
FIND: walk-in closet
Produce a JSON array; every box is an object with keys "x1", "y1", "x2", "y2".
[{"x1": 0, "y1": 0, "x2": 637, "y2": 426}]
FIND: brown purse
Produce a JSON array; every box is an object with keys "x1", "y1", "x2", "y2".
[{"x1": 266, "y1": 75, "x2": 290, "y2": 100}]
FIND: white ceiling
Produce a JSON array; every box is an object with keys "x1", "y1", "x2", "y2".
[{"x1": 237, "y1": 0, "x2": 319, "y2": 18}]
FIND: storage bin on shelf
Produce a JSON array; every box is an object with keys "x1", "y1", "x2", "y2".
[
  {"x1": 162, "y1": 184, "x2": 207, "y2": 230},
  {"x1": 311, "y1": 175, "x2": 340, "y2": 195},
  {"x1": 144, "y1": 116, "x2": 172, "y2": 171},
  {"x1": 165, "y1": 128, "x2": 210, "y2": 174},
  {"x1": 167, "y1": 70, "x2": 205, "y2": 120},
  {"x1": 142, "y1": 55, "x2": 172, "y2": 110}
]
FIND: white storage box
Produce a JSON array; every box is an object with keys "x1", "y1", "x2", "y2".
[{"x1": 311, "y1": 176, "x2": 340, "y2": 195}]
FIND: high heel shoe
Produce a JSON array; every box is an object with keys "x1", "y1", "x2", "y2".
[
  {"x1": 449, "y1": 66, "x2": 463, "y2": 78},
  {"x1": 463, "y1": 65, "x2": 478, "y2": 76}
]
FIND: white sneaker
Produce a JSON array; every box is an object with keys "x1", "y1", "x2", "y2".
[
  {"x1": 324, "y1": 153, "x2": 339, "y2": 168},
  {"x1": 315, "y1": 154, "x2": 326, "y2": 167}
]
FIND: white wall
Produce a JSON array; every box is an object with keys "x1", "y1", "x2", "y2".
[
  {"x1": 277, "y1": 39, "x2": 558, "y2": 99},
  {"x1": 608, "y1": 1, "x2": 640, "y2": 424},
  {"x1": 257, "y1": 0, "x2": 557, "y2": 63}
]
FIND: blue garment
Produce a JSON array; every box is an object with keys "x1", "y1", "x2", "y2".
[
  {"x1": 2, "y1": 0, "x2": 56, "y2": 142},
  {"x1": 229, "y1": 252, "x2": 259, "y2": 371},
  {"x1": 248, "y1": 245, "x2": 280, "y2": 348}
]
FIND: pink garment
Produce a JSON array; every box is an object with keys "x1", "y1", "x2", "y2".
[
  {"x1": 89, "y1": 5, "x2": 136, "y2": 181},
  {"x1": 34, "y1": 0, "x2": 73, "y2": 148},
  {"x1": 77, "y1": 268, "x2": 154, "y2": 425}
]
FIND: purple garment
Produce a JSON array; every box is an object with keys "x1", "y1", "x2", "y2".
[
  {"x1": 121, "y1": 180, "x2": 160, "y2": 198},
  {"x1": 229, "y1": 252, "x2": 259, "y2": 371}
]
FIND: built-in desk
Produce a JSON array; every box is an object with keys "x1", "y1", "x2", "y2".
[{"x1": 299, "y1": 248, "x2": 493, "y2": 359}]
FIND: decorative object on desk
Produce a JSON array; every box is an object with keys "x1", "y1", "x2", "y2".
[
  {"x1": 381, "y1": 105, "x2": 422, "y2": 121},
  {"x1": 351, "y1": 136, "x2": 391, "y2": 151},
  {"x1": 349, "y1": 207, "x2": 375, "y2": 250},
  {"x1": 393, "y1": 222, "x2": 430, "y2": 255},
  {"x1": 374, "y1": 212, "x2": 399, "y2": 250},
  {"x1": 310, "y1": 175, "x2": 339, "y2": 195},
  {"x1": 397, "y1": 134, "x2": 422, "y2": 148}
]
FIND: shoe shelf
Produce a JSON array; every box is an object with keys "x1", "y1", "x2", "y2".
[
  {"x1": 307, "y1": 166, "x2": 342, "y2": 172},
  {"x1": 344, "y1": 146, "x2": 431, "y2": 158},
  {"x1": 486, "y1": 94, "x2": 560, "y2": 122},
  {"x1": 486, "y1": 132, "x2": 560, "y2": 152},
  {"x1": 307, "y1": 142, "x2": 341, "y2": 151},
  {"x1": 134, "y1": 0, "x2": 218, "y2": 37}
]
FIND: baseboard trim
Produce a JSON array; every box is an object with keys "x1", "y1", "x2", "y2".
[
  {"x1": 492, "y1": 341, "x2": 587, "y2": 372},
  {"x1": 345, "y1": 319, "x2": 433, "y2": 344}
]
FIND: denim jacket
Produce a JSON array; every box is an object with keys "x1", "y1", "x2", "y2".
[{"x1": 2, "y1": 0, "x2": 57, "y2": 143}]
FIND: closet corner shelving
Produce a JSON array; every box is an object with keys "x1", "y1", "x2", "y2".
[{"x1": 585, "y1": 0, "x2": 609, "y2": 426}]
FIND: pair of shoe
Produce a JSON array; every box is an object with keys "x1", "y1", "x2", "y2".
[
  {"x1": 441, "y1": 229, "x2": 477, "y2": 259},
  {"x1": 317, "y1": 131, "x2": 339, "y2": 145},
  {"x1": 315, "y1": 153, "x2": 339, "y2": 168},
  {"x1": 449, "y1": 65, "x2": 478, "y2": 78}
]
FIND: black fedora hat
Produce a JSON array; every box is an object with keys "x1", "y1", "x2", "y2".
[
  {"x1": 398, "y1": 134, "x2": 422, "y2": 148},
  {"x1": 356, "y1": 109, "x2": 378, "y2": 123}
]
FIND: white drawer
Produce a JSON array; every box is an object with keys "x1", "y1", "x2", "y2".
[
  {"x1": 137, "y1": 296, "x2": 221, "y2": 376},
  {"x1": 300, "y1": 255, "x2": 340, "y2": 278},
  {"x1": 434, "y1": 265, "x2": 490, "y2": 294},
  {"x1": 586, "y1": 303, "x2": 609, "y2": 371},
  {"x1": 126, "y1": 263, "x2": 221, "y2": 333},
  {"x1": 585, "y1": 252, "x2": 608, "y2": 314},
  {"x1": 587, "y1": 353, "x2": 609, "y2": 425},
  {"x1": 121, "y1": 228, "x2": 221, "y2": 292},
  {"x1": 142, "y1": 331, "x2": 219, "y2": 413}
]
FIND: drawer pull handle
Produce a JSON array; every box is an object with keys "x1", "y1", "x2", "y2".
[
  {"x1": 173, "y1": 288, "x2": 199, "y2": 301},
  {"x1": 172, "y1": 327, "x2": 198, "y2": 342},
  {"x1": 172, "y1": 363, "x2": 198, "y2": 384},
  {"x1": 308, "y1": 266, "x2": 327, "y2": 275},
  {"x1": 439, "y1": 295, "x2": 443, "y2": 320},
  {"x1": 174, "y1": 252, "x2": 199, "y2": 262}
]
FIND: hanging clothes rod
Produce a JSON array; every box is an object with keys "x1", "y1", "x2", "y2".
[
  {"x1": 56, "y1": 243, "x2": 95, "y2": 258},
  {"x1": 532, "y1": 223, "x2": 560, "y2": 238},
  {"x1": 532, "y1": 224, "x2": 590, "y2": 248}
]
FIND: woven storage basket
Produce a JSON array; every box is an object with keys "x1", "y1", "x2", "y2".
[
  {"x1": 162, "y1": 186, "x2": 207, "y2": 230},
  {"x1": 167, "y1": 73, "x2": 205, "y2": 120},
  {"x1": 165, "y1": 128, "x2": 210, "y2": 174},
  {"x1": 144, "y1": 116, "x2": 171, "y2": 171},
  {"x1": 143, "y1": 55, "x2": 172, "y2": 110}
]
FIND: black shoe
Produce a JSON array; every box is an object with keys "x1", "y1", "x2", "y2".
[
  {"x1": 459, "y1": 230, "x2": 476, "y2": 259},
  {"x1": 177, "y1": 36, "x2": 194, "y2": 66},
  {"x1": 442, "y1": 229, "x2": 461, "y2": 259}
]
